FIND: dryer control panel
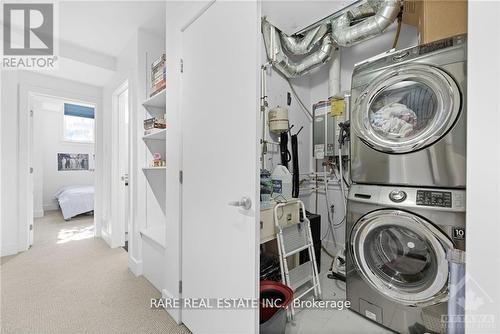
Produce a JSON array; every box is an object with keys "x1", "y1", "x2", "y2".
[{"x1": 416, "y1": 190, "x2": 452, "y2": 208}]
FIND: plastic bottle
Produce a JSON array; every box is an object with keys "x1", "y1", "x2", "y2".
[{"x1": 271, "y1": 165, "x2": 293, "y2": 201}]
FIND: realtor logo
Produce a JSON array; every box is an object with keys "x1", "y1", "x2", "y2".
[
  {"x1": 2, "y1": 2, "x2": 57, "y2": 69},
  {"x1": 3, "y1": 3, "x2": 53, "y2": 55}
]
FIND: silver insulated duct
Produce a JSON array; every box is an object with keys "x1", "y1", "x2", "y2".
[
  {"x1": 262, "y1": 18, "x2": 332, "y2": 78},
  {"x1": 332, "y1": 0, "x2": 402, "y2": 47},
  {"x1": 261, "y1": 0, "x2": 402, "y2": 78},
  {"x1": 280, "y1": 24, "x2": 329, "y2": 55}
]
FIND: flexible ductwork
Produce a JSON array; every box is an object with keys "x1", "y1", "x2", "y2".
[
  {"x1": 262, "y1": 18, "x2": 333, "y2": 78},
  {"x1": 262, "y1": 0, "x2": 401, "y2": 78},
  {"x1": 332, "y1": 0, "x2": 402, "y2": 47},
  {"x1": 280, "y1": 24, "x2": 329, "y2": 55}
]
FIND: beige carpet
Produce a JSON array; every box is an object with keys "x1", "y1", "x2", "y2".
[{"x1": 1, "y1": 211, "x2": 191, "y2": 334}]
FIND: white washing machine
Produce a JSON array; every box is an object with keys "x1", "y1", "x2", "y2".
[
  {"x1": 346, "y1": 184, "x2": 465, "y2": 334},
  {"x1": 350, "y1": 35, "x2": 466, "y2": 188}
]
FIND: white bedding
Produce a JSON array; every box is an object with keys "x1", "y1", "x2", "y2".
[{"x1": 54, "y1": 186, "x2": 94, "y2": 220}]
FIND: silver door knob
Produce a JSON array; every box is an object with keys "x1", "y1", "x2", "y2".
[{"x1": 228, "y1": 197, "x2": 252, "y2": 210}]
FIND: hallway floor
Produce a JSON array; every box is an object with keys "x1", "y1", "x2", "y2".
[{"x1": 1, "y1": 211, "x2": 190, "y2": 334}]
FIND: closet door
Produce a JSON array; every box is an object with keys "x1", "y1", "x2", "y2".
[{"x1": 181, "y1": 1, "x2": 260, "y2": 333}]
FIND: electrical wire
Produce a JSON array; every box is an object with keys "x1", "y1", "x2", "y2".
[
  {"x1": 285, "y1": 77, "x2": 313, "y2": 120},
  {"x1": 392, "y1": 12, "x2": 403, "y2": 49}
]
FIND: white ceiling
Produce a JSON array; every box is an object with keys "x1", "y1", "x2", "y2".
[
  {"x1": 59, "y1": 1, "x2": 166, "y2": 58},
  {"x1": 262, "y1": 0, "x2": 357, "y2": 35}
]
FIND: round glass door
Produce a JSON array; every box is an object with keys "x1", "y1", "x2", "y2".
[
  {"x1": 350, "y1": 210, "x2": 453, "y2": 306},
  {"x1": 353, "y1": 64, "x2": 461, "y2": 153}
]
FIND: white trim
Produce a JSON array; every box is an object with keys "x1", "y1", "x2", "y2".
[
  {"x1": 180, "y1": 0, "x2": 216, "y2": 32},
  {"x1": 33, "y1": 210, "x2": 44, "y2": 218},
  {"x1": 1, "y1": 243, "x2": 18, "y2": 257},
  {"x1": 110, "y1": 80, "x2": 130, "y2": 250},
  {"x1": 162, "y1": 289, "x2": 182, "y2": 324},
  {"x1": 43, "y1": 204, "x2": 59, "y2": 212},
  {"x1": 101, "y1": 228, "x2": 112, "y2": 247},
  {"x1": 128, "y1": 255, "x2": 143, "y2": 276}
]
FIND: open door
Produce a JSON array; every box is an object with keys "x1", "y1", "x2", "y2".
[{"x1": 181, "y1": 1, "x2": 260, "y2": 333}]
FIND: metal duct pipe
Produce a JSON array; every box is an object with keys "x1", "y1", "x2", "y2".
[
  {"x1": 280, "y1": 23, "x2": 329, "y2": 55},
  {"x1": 328, "y1": 47, "x2": 341, "y2": 98},
  {"x1": 332, "y1": 0, "x2": 402, "y2": 47},
  {"x1": 262, "y1": 18, "x2": 333, "y2": 78}
]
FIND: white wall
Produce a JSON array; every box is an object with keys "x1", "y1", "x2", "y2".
[
  {"x1": 0, "y1": 71, "x2": 102, "y2": 256},
  {"x1": 467, "y1": 2, "x2": 500, "y2": 332},
  {"x1": 32, "y1": 102, "x2": 95, "y2": 215},
  {"x1": 102, "y1": 33, "x2": 138, "y2": 250}
]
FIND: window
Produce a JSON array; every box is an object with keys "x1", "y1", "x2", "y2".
[{"x1": 63, "y1": 103, "x2": 95, "y2": 143}]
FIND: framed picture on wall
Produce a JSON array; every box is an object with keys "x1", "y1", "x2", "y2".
[{"x1": 57, "y1": 153, "x2": 89, "y2": 171}]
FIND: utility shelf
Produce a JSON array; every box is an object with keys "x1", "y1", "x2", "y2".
[
  {"x1": 142, "y1": 89, "x2": 166, "y2": 109},
  {"x1": 142, "y1": 129, "x2": 166, "y2": 141},
  {"x1": 140, "y1": 225, "x2": 166, "y2": 248}
]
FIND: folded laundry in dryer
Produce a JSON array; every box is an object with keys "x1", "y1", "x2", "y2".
[{"x1": 371, "y1": 102, "x2": 417, "y2": 137}]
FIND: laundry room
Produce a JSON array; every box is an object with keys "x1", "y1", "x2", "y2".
[{"x1": 257, "y1": 1, "x2": 467, "y2": 333}]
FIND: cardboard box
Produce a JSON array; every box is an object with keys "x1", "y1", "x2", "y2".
[{"x1": 403, "y1": 0, "x2": 467, "y2": 44}]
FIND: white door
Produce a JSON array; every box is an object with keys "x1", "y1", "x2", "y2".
[
  {"x1": 181, "y1": 2, "x2": 260, "y2": 333},
  {"x1": 118, "y1": 87, "x2": 130, "y2": 246}
]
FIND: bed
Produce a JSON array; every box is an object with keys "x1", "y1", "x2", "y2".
[{"x1": 54, "y1": 186, "x2": 95, "y2": 220}]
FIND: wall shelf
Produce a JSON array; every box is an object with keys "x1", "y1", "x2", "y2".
[
  {"x1": 142, "y1": 129, "x2": 166, "y2": 141},
  {"x1": 142, "y1": 89, "x2": 166, "y2": 109},
  {"x1": 142, "y1": 166, "x2": 166, "y2": 171},
  {"x1": 140, "y1": 225, "x2": 166, "y2": 248}
]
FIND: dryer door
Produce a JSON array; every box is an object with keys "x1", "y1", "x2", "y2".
[
  {"x1": 353, "y1": 64, "x2": 461, "y2": 153},
  {"x1": 350, "y1": 209, "x2": 454, "y2": 306}
]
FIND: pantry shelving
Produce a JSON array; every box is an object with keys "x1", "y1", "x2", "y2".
[
  {"x1": 142, "y1": 128, "x2": 166, "y2": 141},
  {"x1": 139, "y1": 51, "x2": 167, "y2": 292}
]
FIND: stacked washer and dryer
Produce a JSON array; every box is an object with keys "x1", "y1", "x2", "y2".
[{"x1": 346, "y1": 35, "x2": 467, "y2": 334}]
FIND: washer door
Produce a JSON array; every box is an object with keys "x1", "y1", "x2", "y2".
[
  {"x1": 353, "y1": 64, "x2": 461, "y2": 153},
  {"x1": 350, "y1": 210, "x2": 453, "y2": 306}
]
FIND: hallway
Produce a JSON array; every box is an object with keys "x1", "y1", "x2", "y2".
[{"x1": 0, "y1": 211, "x2": 190, "y2": 334}]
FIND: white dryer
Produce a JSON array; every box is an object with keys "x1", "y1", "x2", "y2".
[{"x1": 350, "y1": 35, "x2": 466, "y2": 188}]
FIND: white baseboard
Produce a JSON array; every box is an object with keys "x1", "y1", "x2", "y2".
[
  {"x1": 129, "y1": 255, "x2": 143, "y2": 276},
  {"x1": 1, "y1": 243, "x2": 18, "y2": 257},
  {"x1": 101, "y1": 229, "x2": 112, "y2": 247},
  {"x1": 43, "y1": 204, "x2": 58, "y2": 211},
  {"x1": 33, "y1": 209, "x2": 44, "y2": 218}
]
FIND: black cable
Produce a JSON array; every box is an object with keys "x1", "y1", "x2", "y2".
[
  {"x1": 291, "y1": 133, "x2": 299, "y2": 198},
  {"x1": 392, "y1": 12, "x2": 403, "y2": 49},
  {"x1": 279, "y1": 132, "x2": 290, "y2": 169}
]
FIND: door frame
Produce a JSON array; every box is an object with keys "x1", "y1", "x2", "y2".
[
  {"x1": 18, "y1": 84, "x2": 102, "y2": 252},
  {"x1": 110, "y1": 80, "x2": 130, "y2": 248}
]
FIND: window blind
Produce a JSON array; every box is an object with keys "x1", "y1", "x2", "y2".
[{"x1": 64, "y1": 103, "x2": 95, "y2": 119}]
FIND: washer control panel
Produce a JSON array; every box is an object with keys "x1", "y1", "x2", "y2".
[
  {"x1": 416, "y1": 190, "x2": 452, "y2": 208},
  {"x1": 389, "y1": 190, "x2": 407, "y2": 203}
]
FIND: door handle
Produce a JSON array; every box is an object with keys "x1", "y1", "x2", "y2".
[{"x1": 228, "y1": 197, "x2": 252, "y2": 210}]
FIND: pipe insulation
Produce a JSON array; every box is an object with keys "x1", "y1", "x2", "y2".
[
  {"x1": 328, "y1": 47, "x2": 341, "y2": 98},
  {"x1": 280, "y1": 23, "x2": 329, "y2": 55},
  {"x1": 331, "y1": 0, "x2": 402, "y2": 47},
  {"x1": 262, "y1": 17, "x2": 333, "y2": 78}
]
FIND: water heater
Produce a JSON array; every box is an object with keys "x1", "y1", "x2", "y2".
[{"x1": 313, "y1": 101, "x2": 336, "y2": 159}]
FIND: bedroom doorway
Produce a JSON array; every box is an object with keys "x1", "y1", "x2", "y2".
[
  {"x1": 113, "y1": 81, "x2": 130, "y2": 251},
  {"x1": 28, "y1": 93, "x2": 97, "y2": 247}
]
